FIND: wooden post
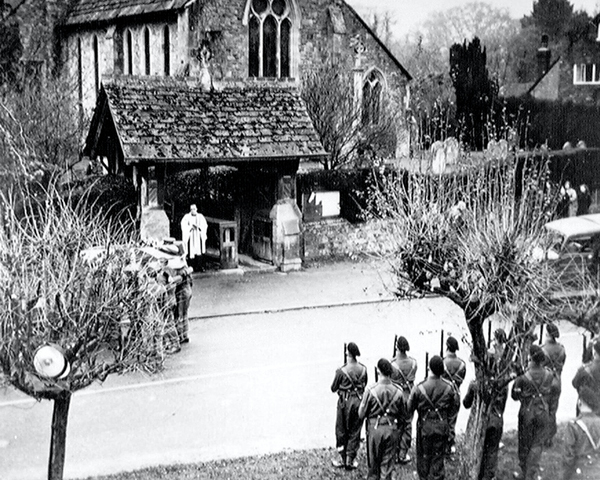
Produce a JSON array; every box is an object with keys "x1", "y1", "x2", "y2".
[{"x1": 48, "y1": 391, "x2": 72, "y2": 480}]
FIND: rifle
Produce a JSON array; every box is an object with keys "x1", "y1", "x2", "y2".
[
  {"x1": 344, "y1": 343, "x2": 347, "y2": 365},
  {"x1": 425, "y1": 352, "x2": 429, "y2": 379},
  {"x1": 393, "y1": 334, "x2": 398, "y2": 357},
  {"x1": 440, "y1": 330, "x2": 444, "y2": 357},
  {"x1": 487, "y1": 320, "x2": 492, "y2": 350},
  {"x1": 539, "y1": 324, "x2": 544, "y2": 345},
  {"x1": 374, "y1": 365, "x2": 379, "y2": 382}
]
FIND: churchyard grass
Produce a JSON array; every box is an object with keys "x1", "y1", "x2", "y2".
[{"x1": 77, "y1": 426, "x2": 566, "y2": 480}]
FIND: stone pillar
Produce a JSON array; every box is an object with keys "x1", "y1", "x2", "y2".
[
  {"x1": 138, "y1": 164, "x2": 170, "y2": 243},
  {"x1": 270, "y1": 173, "x2": 302, "y2": 272}
]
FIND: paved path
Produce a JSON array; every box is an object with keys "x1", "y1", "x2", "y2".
[{"x1": 0, "y1": 260, "x2": 588, "y2": 479}]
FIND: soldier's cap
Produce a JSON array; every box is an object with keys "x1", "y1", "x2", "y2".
[
  {"x1": 446, "y1": 336, "x2": 459, "y2": 352},
  {"x1": 429, "y1": 355, "x2": 445, "y2": 376},
  {"x1": 494, "y1": 328, "x2": 507, "y2": 344},
  {"x1": 396, "y1": 336, "x2": 410, "y2": 352},
  {"x1": 347, "y1": 342, "x2": 360, "y2": 358},
  {"x1": 377, "y1": 358, "x2": 393, "y2": 377},
  {"x1": 529, "y1": 344, "x2": 546, "y2": 364},
  {"x1": 546, "y1": 324, "x2": 560, "y2": 339}
]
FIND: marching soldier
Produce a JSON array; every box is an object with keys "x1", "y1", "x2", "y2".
[
  {"x1": 359, "y1": 358, "x2": 406, "y2": 480},
  {"x1": 561, "y1": 397, "x2": 600, "y2": 480},
  {"x1": 408, "y1": 355, "x2": 459, "y2": 480},
  {"x1": 572, "y1": 339, "x2": 600, "y2": 415},
  {"x1": 442, "y1": 336, "x2": 466, "y2": 454},
  {"x1": 330, "y1": 342, "x2": 368, "y2": 470},
  {"x1": 541, "y1": 323, "x2": 566, "y2": 445},
  {"x1": 511, "y1": 344, "x2": 560, "y2": 480},
  {"x1": 391, "y1": 335, "x2": 418, "y2": 464}
]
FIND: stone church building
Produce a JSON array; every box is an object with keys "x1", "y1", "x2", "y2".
[{"x1": 11, "y1": 0, "x2": 412, "y2": 270}]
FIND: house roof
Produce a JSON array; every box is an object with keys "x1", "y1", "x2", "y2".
[
  {"x1": 65, "y1": 0, "x2": 191, "y2": 25},
  {"x1": 85, "y1": 76, "x2": 328, "y2": 165}
]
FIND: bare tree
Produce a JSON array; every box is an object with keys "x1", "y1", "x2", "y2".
[
  {"x1": 0, "y1": 183, "x2": 172, "y2": 480},
  {"x1": 301, "y1": 60, "x2": 400, "y2": 169},
  {"x1": 366, "y1": 154, "x2": 592, "y2": 479},
  {"x1": 0, "y1": 74, "x2": 83, "y2": 189}
]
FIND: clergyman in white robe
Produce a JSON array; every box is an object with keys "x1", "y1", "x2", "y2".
[{"x1": 180, "y1": 204, "x2": 208, "y2": 259}]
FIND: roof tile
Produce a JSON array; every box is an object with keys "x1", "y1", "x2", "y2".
[{"x1": 101, "y1": 76, "x2": 327, "y2": 164}]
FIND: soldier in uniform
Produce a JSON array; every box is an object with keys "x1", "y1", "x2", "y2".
[
  {"x1": 359, "y1": 358, "x2": 406, "y2": 480},
  {"x1": 562, "y1": 398, "x2": 600, "y2": 480},
  {"x1": 391, "y1": 335, "x2": 418, "y2": 464},
  {"x1": 330, "y1": 342, "x2": 368, "y2": 470},
  {"x1": 572, "y1": 339, "x2": 600, "y2": 415},
  {"x1": 511, "y1": 344, "x2": 560, "y2": 480},
  {"x1": 408, "y1": 355, "x2": 459, "y2": 480},
  {"x1": 442, "y1": 336, "x2": 466, "y2": 454},
  {"x1": 541, "y1": 323, "x2": 566, "y2": 445}
]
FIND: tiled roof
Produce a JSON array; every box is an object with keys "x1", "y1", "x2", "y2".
[
  {"x1": 97, "y1": 76, "x2": 327, "y2": 164},
  {"x1": 65, "y1": 0, "x2": 190, "y2": 25}
]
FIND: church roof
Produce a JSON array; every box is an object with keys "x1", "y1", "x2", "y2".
[
  {"x1": 85, "y1": 76, "x2": 328, "y2": 165},
  {"x1": 65, "y1": 0, "x2": 190, "y2": 25}
]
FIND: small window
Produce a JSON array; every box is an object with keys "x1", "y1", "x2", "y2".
[
  {"x1": 574, "y1": 63, "x2": 600, "y2": 84},
  {"x1": 163, "y1": 25, "x2": 170, "y2": 76},
  {"x1": 93, "y1": 35, "x2": 99, "y2": 94},
  {"x1": 125, "y1": 29, "x2": 133, "y2": 74},
  {"x1": 77, "y1": 37, "x2": 83, "y2": 103},
  {"x1": 144, "y1": 27, "x2": 151, "y2": 75}
]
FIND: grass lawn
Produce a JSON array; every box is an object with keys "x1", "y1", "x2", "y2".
[{"x1": 76, "y1": 426, "x2": 567, "y2": 480}]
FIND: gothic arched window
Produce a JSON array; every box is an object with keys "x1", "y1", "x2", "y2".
[
  {"x1": 362, "y1": 69, "x2": 384, "y2": 126},
  {"x1": 248, "y1": 0, "x2": 292, "y2": 78}
]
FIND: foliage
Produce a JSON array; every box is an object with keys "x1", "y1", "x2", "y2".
[
  {"x1": 450, "y1": 37, "x2": 499, "y2": 151},
  {"x1": 300, "y1": 60, "x2": 399, "y2": 170},
  {"x1": 394, "y1": 2, "x2": 519, "y2": 110},
  {"x1": 0, "y1": 183, "x2": 170, "y2": 399},
  {"x1": 522, "y1": 0, "x2": 574, "y2": 39},
  {"x1": 0, "y1": 1, "x2": 23, "y2": 89},
  {"x1": 0, "y1": 74, "x2": 83, "y2": 189}
]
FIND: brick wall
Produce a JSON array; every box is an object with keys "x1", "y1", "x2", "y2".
[{"x1": 302, "y1": 218, "x2": 400, "y2": 261}]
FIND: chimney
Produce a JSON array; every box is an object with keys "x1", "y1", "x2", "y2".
[{"x1": 537, "y1": 34, "x2": 551, "y2": 78}]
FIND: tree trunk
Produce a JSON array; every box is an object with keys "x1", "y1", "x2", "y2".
[
  {"x1": 48, "y1": 391, "x2": 72, "y2": 480},
  {"x1": 460, "y1": 391, "x2": 491, "y2": 480}
]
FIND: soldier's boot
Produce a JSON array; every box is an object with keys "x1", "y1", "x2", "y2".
[{"x1": 331, "y1": 447, "x2": 346, "y2": 468}]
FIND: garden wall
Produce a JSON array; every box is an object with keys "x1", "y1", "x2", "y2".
[{"x1": 302, "y1": 218, "x2": 398, "y2": 261}]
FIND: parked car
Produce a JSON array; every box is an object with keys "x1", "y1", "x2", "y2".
[{"x1": 541, "y1": 214, "x2": 600, "y2": 288}]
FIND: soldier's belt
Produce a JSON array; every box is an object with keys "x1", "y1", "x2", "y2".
[{"x1": 368, "y1": 417, "x2": 398, "y2": 428}]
